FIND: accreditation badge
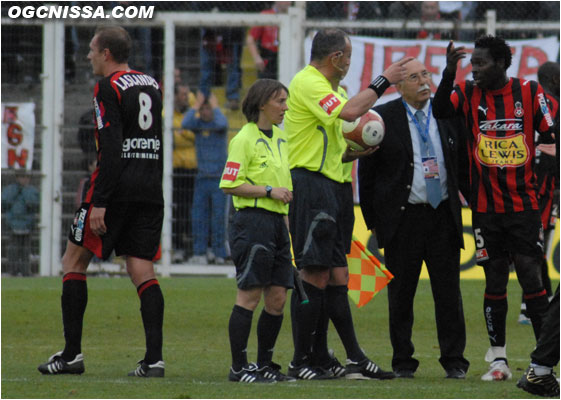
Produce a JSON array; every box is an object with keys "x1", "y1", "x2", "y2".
[{"x1": 422, "y1": 156, "x2": 439, "y2": 180}]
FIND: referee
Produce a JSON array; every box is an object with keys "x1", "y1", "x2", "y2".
[
  {"x1": 220, "y1": 79, "x2": 294, "y2": 383},
  {"x1": 284, "y1": 28, "x2": 411, "y2": 380}
]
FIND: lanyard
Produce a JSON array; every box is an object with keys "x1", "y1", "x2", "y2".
[{"x1": 403, "y1": 100, "x2": 432, "y2": 145}]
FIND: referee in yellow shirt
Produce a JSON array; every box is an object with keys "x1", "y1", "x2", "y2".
[
  {"x1": 284, "y1": 28, "x2": 412, "y2": 380},
  {"x1": 220, "y1": 79, "x2": 294, "y2": 383}
]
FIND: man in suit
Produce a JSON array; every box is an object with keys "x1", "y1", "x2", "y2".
[{"x1": 358, "y1": 59, "x2": 469, "y2": 379}]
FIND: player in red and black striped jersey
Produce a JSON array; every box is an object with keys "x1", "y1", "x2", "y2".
[
  {"x1": 434, "y1": 35, "x2": 556, "y2": 382},
  {"x1": 38, "y1": 27, "x2": 165, "y2": 378}
]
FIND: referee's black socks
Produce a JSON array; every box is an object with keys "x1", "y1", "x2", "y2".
[
  {"x1": 61, "y1": 273, "x2": 88, "y2": 361},
  {"x1": 229, "y1": 305, "x2": 253, "y2": 370},
  {"x1": 257, "y1": 309, "x2": 283, "y2": 367},
  {"x1": 326, "y1": 285, "x2": 365, "y2": 362},
  {"x1": 137, "y1": 279, "x2": 164, "y2": 364},
  {"x1": 290, "y1": 281, "x2": 324, "y2": 366}
]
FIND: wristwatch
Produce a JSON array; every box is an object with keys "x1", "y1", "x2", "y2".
[{"x1": 265, "y1": 185, "x2": 273, "y2": 198}]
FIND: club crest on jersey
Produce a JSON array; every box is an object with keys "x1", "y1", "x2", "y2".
[
  {"x1": 475, "y1": 133, "x2": 529, "y2": 168},
  {"x1": 476, "y1": 248, "x2": 489, "y2": 262},
  {"x1": 222, "y1": 161, "x2": 240, "y2": 181},
  {"x1": 319, "y1": 94, "x2": 341, "y2": 115},
  {"x1": 514, "y1": 102, "x2": 524, "y2": 118}
]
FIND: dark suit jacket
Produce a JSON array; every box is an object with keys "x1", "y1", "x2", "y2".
[{"x1": 358, "y1": 98, "x2": 467, "y2": 249}]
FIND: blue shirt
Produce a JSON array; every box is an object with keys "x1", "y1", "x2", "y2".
[
  {"x1": 182, "y1": 108, "x2": 228, "y2": 177},
  {"x1": 404, "y1": 100, "x2": 449, "y2": 204}
]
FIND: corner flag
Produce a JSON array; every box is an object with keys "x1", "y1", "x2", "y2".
[{"x1": 347, "y1": 236, "x2": 394, "y2": 308}]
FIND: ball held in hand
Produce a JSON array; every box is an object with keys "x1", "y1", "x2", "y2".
[{"x1": 342, "y1": 110, "x2": 385, "y2": 151}]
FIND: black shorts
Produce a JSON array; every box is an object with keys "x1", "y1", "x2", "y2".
[
  {"x1": 69, "y1": 202, "x2": 163, "y2": 261},
  {"x1": 472, "y1": 210, "x2": 544, "y2": 266},
  {"x1": 341, "y1": 182, "x2": 356, "y2": 254},
  {"x1": 229, "y1": 208, "x2": 294, "y2": 290},
  {"x1": 289, "y1": 168, "x2": 350, "y2": 269}
]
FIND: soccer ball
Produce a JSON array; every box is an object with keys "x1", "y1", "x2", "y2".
[{"x1": 342, "y1": 110, "x2": 385, "y2": 151}]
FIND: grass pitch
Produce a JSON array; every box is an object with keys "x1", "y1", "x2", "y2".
[{"x1": 1, "y1": 276, "x2": 557, "y2": 398}]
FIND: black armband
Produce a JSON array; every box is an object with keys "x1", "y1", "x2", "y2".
[{"x1": 368, "y1": 75, "x2": 390, "y2": 97}]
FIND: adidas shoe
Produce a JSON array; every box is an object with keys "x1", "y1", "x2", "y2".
[
  {"x1": 321, "y1": 350, "x2": 346, "y2": 378},
  {"x1": 517, "y1": 367, "x2": 560, "y2": 397},
  {"x1": 257, "y1": 362, "x2": 296, "y2": 382},
  {"x1": 287, "y1": 363, "x2": 334, "y2": 380},
  {"x1": 128, "y1": 360, "x2": 165, "y2": 377},
  {"x1": 229, "y1": 363, "x2": 275, "y2": 383},
  {"x1": 481, "y1": 360, "x2": 512, "y2": 381},
  {"x1": 38, "y1": 351, "x2": 85, "y2": 375},
  {"x1": 345, "y1": 358, "x2": 395, "y2": 380}
]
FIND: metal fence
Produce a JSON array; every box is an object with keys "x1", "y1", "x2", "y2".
[{"x1": 1, "y1": 1, "x2": 559, "y2": 276}]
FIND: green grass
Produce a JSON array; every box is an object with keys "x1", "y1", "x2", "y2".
[{"x1": 2, "y1": 276, "x2": 558, "y2": 398}]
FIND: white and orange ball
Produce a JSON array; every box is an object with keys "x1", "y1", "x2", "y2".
[{"x1": 342, "y1": 109, "x2": 385, "y2": 151}]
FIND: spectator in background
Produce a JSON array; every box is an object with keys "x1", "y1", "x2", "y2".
[
  {"x1": 2, "y1": 169, "x2": 39, "y2": 276},
  {"x1": 416, "y1": 1, "x2": 452, "y2": 40},
  {"x1": 387, "y1": 1, "x2": 420, "y2": 19},
  {"x1": 172, "y1": 84, "x2": 198, "y2": 262},
  {"x1": 182, "y1": 91, "x2": 228, "y2": 265},
  {"x1": 246, "y1": 1, "x2": 291, "y2": 80}
]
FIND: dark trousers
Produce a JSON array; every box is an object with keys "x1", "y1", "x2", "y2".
[
  {"x1": 384, "y1": 201, "x2": 468, "y2": 373},
  {"x1": 531, "y1": 285, "x2": 560, "y2": 367}
]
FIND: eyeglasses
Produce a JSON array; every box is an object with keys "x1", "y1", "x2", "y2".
[{"x1": 406, "y1": 71, "x2": 432, "y2": 83}]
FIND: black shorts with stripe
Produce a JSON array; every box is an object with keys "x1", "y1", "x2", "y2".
[
  {"x1": 229, "y1": 208, "x2": 294, "y2": 290},
  {"x1": 68, "y1": 201, "x2": 163, "y2": 261},
  {"x1": 472, "y1": 210, "x2": 544, "y2": 266},
  {"x1": 289, "y1": 168, "x2": 351, "y2": 269}
]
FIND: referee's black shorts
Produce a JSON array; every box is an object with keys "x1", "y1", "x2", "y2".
[
  {"x1": 229, "y1": 208, "x2": 294, "y2": 290},
  {"x1": 69, "y1": 201, "x2": 163, "y2": 261},
  {"x1": 289, "y1": 168, "x2": 351, "y2": 269}
]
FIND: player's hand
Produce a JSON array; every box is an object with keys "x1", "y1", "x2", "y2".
[
  {"x1": 343, "y1": 145, "x2": 379, "y2": 162},
  {"x1": 446, "y1": 41, "x2": 466, "y2": 73},
  {"x1": 271, "y1": 187, "x2": 293, "y2": 204},
  {"x1": 537, "y1": 143, "x2": 556, "y2": 156},
  {"x1": 382, "y1": 57, "x2": 414, "y2": 84},
  {"x1": 89, "y1": 206, "x2": 107, "y2": 237}
]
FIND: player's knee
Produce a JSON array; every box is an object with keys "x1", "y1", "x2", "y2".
[
  {"x1": 513, "y1": 253, "x2": 544, "y2": 292},
  {"x1": 483, "y1": 258, "x2": 510, "y2": 293}
]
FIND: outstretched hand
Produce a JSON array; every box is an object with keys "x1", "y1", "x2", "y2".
[
  {"x1": 382, "y1": 57, "x2": 415, "y2": 84},
  {"x1": 446, "y1": 40, "x2": 467, "y2": 73},
  {"x1": 343, "y1": 145, "x2": 379, "y2": 162}
]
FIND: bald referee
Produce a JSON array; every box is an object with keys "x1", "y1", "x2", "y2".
[{"x1": 284, "y1": 28, "x2": 411, "y2": 380}]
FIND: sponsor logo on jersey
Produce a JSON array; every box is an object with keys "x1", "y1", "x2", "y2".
[
  {"x1": 476, "y1": 248, "x2": 489, "y2": 262},
  {"x1": 475, "y1": 133, "x2": 529, "y2": 168},
  {"x1": 113, "y1": 73, "x2": 160, "y2": 91},
  {"x1": 121, "y1": 137, "x2": 161, "y2": 159},
  {"x1": 93, "y1": 97, "x2": 103, "y2": 130},
  {"x1": 538, "y1": 93, "x2": 554, "y2": 127},
  {"x1": 479, "y1": 119, "x2": 523, "y2": 131},
  {"x1": 222, "y1": 161, "x2": 240, "y2": 181},
  {"x1": 318, "y1": 94, "x2": 341, "y2": 115}
]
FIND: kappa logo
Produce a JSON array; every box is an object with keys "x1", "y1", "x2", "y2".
[
  {"x1": 222, "y1": 161, "x2": 240, "y2": 181},
  {"x1": 478, "y1": 105, "x2": 488, "y2": 116},
  {"x1": 318, "y1": 94, "x2": 341, "y2": 115}
]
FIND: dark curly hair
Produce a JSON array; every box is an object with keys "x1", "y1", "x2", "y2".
[{"x1": 474, "y1": 35, "x2": 512, "y2": 71}]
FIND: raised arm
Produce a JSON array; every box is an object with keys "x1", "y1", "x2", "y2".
[{"x1": 433, "y1": 41, "x2": 466, "y2": 119}]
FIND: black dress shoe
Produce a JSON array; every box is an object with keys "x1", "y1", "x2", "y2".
[
  {"x1": 445, "y1": 368, "x2": 466, "y2": 379},
  {"x1": 394, "y1": 369, "x2": 415, "y2": 378}
]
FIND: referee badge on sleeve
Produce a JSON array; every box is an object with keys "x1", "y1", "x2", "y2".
[{"x1": 222, "y1": 161, "x2": 240, "y2": 181}]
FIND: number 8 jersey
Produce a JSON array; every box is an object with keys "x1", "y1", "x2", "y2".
[{"x1": 86, "y1": 70, "x2": 164, "y2": 207}]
